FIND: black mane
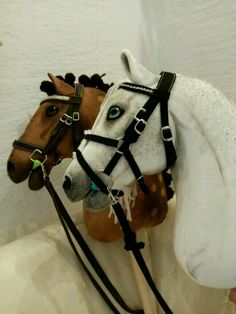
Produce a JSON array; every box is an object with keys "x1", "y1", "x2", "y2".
[{"x1": 40, "y1": 72, "x2": 113, "y2": 96}]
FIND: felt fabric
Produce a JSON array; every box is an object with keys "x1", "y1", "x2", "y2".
[
  {"x1": 64, "y1": 50, "x2": 236, "y2": 289},
  {"x1": 0, "y1": 199, "x2": 234, "y2": 314}
]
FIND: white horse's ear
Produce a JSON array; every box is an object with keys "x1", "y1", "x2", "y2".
[{"x1": 120, "y1": 49, "x2": 157, "y2": 85}]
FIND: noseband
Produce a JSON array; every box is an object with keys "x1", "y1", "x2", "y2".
[
  {"x1": 76, "y1": 72, "x2": 176, "y2": 314},
  {"x1": 12, "y1": 83, "x2": 84, "y2": 164}
]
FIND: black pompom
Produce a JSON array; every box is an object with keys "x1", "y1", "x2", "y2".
[
  {"x1": 40, "y1": 81, "x2": 56, "y2": 96},
  {"x1": 40, "y1": 72, "x2": 113, "y2": 96},
  {"x1": 78, "y1": 74, "x2": 90, "y2": 86},
  {"x1": 90, "y1": 73, "x2": 103, "y2": 87},
  {"x1": 101, "y1": 83, "x2": 111, "y2": 92},
  {"x1": 65, "y1": 73, "x2": 75, "y2": 87}
]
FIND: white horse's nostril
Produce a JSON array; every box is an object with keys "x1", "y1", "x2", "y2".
[{"x1": 63, "y1": 175, "x2": 72, "y2": 192}]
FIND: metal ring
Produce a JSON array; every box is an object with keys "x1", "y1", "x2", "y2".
[
  {"x1": 114, "y1": 137, "x2": 124, "y2": 155},
  {"x1": 29, "y1": 149, "x2": 47, "y2": 164}
]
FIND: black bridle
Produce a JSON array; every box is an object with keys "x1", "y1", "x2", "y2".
[
  {"x1": 76, "y1": 72, "x2": 177, "y2": 314},
  {"x1": 83, "y1": 72, "x2": 176, "y2": 192},
  {"x1": 12, "y1": 83, "x2": 84, "y2": 163},
  {"x1": 12, "y1": 84, "x2": 145, "y2": 313}
]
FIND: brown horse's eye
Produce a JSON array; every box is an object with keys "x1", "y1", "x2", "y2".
[{"x1": 46, "y1": 105, "x2": 59, "y2": 117}]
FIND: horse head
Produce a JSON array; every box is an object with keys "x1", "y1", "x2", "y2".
[
  {"x1": 7, "y1": 66, "x2": 172, "y2": 242},
  {"x1": 63, "y1": 50, "x2": 176, "y2": 207},
  {"x1": 7, "y1": 73, "x2": 105, "y2": 190}
]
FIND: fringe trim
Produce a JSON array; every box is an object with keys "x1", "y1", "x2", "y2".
[{"x1": 108, "y1": 182, "x2": 137, "y2": 224}]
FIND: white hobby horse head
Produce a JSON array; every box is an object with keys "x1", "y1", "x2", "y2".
[{"x1": 64, "y1": 50, "x2": 236, "y2": 290}]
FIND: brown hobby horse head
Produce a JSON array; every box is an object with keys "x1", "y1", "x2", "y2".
[{"x1": 7, "y1": 73, "x2": 173, "y2": 241}]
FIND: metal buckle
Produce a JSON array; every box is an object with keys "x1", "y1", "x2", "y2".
[
  {"x1": 161, "y1": 126, "x2": 172, "y2": 142},
  {"x1": 107, "y1": 187, "x2": 119, "y2": 205},
  {"x1": 73, "y1": 112, "x2": 80, "y2": 121},
  {"x1": 134, "y1": 108, "x2": 147, "y2": 135},
  {"x1": 60, "y1": 114, "x2": 73, "y2": 126},
  {"x1": 134, "y1": 119, "x2": 147, "y2": 135},
  {"x1": 114, "y1": 137, "x2": 124, "y2": 155},
  {"x1": 134, "y1": 108, "x2": 146, "y2": 120},
  {"x1": 136, "y1": 175, "x2": 144, "y2": 183}
]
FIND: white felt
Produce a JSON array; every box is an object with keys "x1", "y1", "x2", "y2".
[
  {"x1": 0, "y1": 200, "x2": 234, "y2": 314},
  {"x1": 64, "y1": 50, "x2": 236, "y2": 289},
  {"x1": 121, "y1": 50, "x2": 236, "y2": 289}
]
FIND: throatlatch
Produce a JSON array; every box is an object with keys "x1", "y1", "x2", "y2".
[{"x1": 76, "y1": 72, "x2": 177, "y2": 314}]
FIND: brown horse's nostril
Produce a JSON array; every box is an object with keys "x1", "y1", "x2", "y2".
[
  {"x1": 7, "y1": 161, "x2": 15, "y2": 174},
  {"x1": 63, "y1": 175, "x2": 72, "y2": 192}
]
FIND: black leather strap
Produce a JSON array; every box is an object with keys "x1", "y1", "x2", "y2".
[
  {"x1": 44, "y1": 176, "x2": 143, "y2": 314},
  {"x1": 13, "y1": 140, "x2": 45, "y2": 153},
  {"x1": 75, "y1": 149, "x2": 173, "y2": 314},
  {"x1": 86, "y1": 72, "x2": 177, "y2": 192},
  {"x1": 85, "y1": 134, "x2": 119, "y2": 148},
  {"x1": 158, "y1": 72, "x2": 177, "y2": 169},
  {"x1": 112, "y1": 201, "x2": 173, "y2": 314},
  {"x1": 75, "y1": 72, "x2": 177, "y2": 314}
]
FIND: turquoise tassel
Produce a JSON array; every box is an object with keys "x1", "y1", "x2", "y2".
[{"x1": 90, "y1": 183, "x2": 99, "y2": 192}]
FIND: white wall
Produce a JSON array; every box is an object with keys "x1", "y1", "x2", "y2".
[
  {"x1": 140, "y1": 0, "x2": 236, "y2": 102},
  {"x1": 0, "y1": 0, "x2": 142, "y2": 245}
]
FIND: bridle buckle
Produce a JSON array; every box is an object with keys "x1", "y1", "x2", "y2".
[
  {"x1": 134, "y1": 108, "x2": 147, "y2": 135},
  {"x1": 161, "y1": 126, "x2": 173, "y2": 142},
  {"x1": 134, "y1": 118, "x2": 147, "y2": 135},
  {"x1": 73, "y1": 112, "x2": 80, "y2": 121},
  {"x1": 115, "y1": 137, "x2": 125, "y2": 155},
  {"x1": 60, "y1": 113, "x2": 73, "y2": 126}
]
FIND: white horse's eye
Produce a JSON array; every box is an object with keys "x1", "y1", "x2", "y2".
[{"x1": 106, "y1": 105, "x2": 124, "y2": 120}]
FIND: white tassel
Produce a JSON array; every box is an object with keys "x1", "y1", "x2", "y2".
[
  {"x1": 108, "y1": 182, "x2": 137, "y2": 223},
  {"x1": 108, "y1": 206, "x2": 118, "y2": 224}
]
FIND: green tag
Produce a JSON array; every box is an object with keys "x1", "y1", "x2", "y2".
[{"x1": 32, "y1": 159, "x2": 42, "y2": 170}]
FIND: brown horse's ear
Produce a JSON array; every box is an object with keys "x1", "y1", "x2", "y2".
[
  {"x1": 97, "y1": 95, "x2": 105, "y2": 104},
  {"x1": 48, "y1": 73, "x2": 75, "y2": 96}
]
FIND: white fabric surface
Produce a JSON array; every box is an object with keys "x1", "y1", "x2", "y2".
[{"x1": 0, "y1": 199, "x2": 234, "y2": 314}]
